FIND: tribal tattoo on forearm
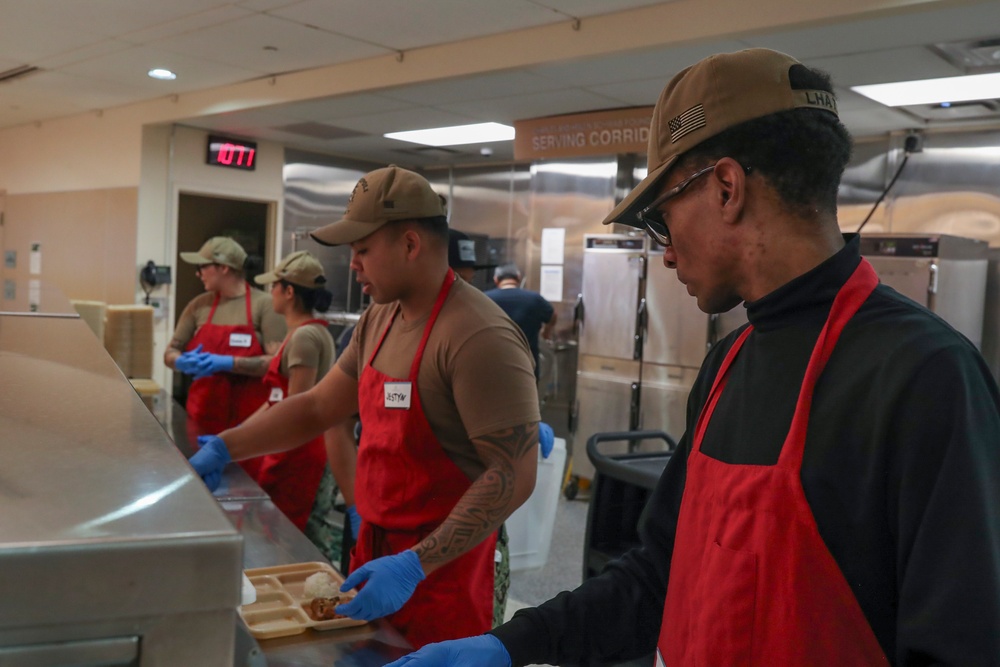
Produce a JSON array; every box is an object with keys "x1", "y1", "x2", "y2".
[
  {"x1": 232, "y1": 355, "x2": 271, "y2": 377},
  {"x1": 414, "y1": 422, "x2": 539, "y2": 567}
]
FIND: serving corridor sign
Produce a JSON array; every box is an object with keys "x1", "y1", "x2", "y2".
[{"x1": 514, "y1": 107, "x2": 654, "y2": 160}]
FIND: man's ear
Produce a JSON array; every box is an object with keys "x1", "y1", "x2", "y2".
[
  {"x1": 713, "y1": 157, "x2": 747, "y2": 222},
  {"x1": 401, "y1": 229, "x2": 422, "y2": 259}
]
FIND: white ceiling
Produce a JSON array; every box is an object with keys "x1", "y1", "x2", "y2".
[{"x1": 2, "y1": 0, "x2": 1000, "y2": 168}]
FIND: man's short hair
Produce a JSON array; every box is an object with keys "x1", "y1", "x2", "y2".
[{"x1": 494, "y1": 264, "x2": 522, "y2": 282}]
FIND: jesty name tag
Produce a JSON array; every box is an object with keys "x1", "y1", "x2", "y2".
[
  {"x1": 229, "y1": 332, "x2": 253, "y2": 348},
  {"x1": 384, "y1": 381, "x2": 412, "y2": 409},
  {"x1": 269, "y1": 387, "x2": 284, "y2": 403}
]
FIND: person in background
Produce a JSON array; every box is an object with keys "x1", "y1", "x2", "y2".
[
  {"x1": 188, "y1": 165, "x2": 541, "y2": 649},
  {"x1": 447, "y1": 228, "x2": 477, "y2": 282},
  {"x1": 246, "y1": 250, "x2": 357, "y2": 562},
  {"x1": 484, "y1": 264, "x2": 556, "y2": 381},
  {"x1": 383, "y1": 48, "x2": 1000, "y2": 666},
  {"x1": 166, "y1": 236, "x2": 284, "y2": 479}
]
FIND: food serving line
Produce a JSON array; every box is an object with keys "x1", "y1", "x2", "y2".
[{"x1": 0, "y1": 281, "x2": 409, "y2": 666}]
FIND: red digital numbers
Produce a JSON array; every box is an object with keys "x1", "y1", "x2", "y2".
[
  {"x1": 216, "y1": 143, "x2": 255, "y2": 167},
  {"x1": 207, "y1": 135, "x2": 257, "y2": 170}
]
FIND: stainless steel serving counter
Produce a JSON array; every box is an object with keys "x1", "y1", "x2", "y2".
[
  {"x1": 164, "y1": 395, "x2": 412, "y2": 666},
  {"x1": 0, "y1": 308, "x2": 242, "y2": 665}
]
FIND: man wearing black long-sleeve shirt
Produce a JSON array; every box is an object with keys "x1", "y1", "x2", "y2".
[{"x1": 386, "y1": 47, "x2": 1000, "y2": 667}]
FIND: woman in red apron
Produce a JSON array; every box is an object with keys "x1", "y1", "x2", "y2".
[
  {"x1": 351, "y1": 269, "x2": 498, "y2": 649},
  {"x1": 166, "y1": 237, "x2": 279, "y2": 479},
  {"x1": 656, "y1": 260, "x2": 888, "y2": 666},
  {"x1": 249, "y1": 251, "x2": 336, "y2": 533}
]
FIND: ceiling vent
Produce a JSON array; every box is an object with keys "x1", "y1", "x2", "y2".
[
  {"x1": 276, "y1": 122, "x2": 366, "y2": 141},
  {"x1": 931, "y1": 37, "x2": 1000, "y2": 74},
  {"x1": 0, "y1": 65, "x2": 41, "y2": 84},
  {"x1": 392, "y1": 145, "x2": 462, "y2": 157}
]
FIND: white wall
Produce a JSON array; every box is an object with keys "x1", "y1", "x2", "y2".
[{"x1": 138, "y1": 124, "x2": 285, "y2": 390}]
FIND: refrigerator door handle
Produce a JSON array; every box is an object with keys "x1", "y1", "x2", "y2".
[
  {"x1": 927, "y1": 262, "x2": 938, "y2": 311},
  {"x1": 629, "y1": 382, "x2": 641, "y2": 431},
  {"x1": 634, "y1": 297, "x2": 647, "y2": 360},
  {"x1": 573, "y1": 293, "x2": 584, "y2": 334}
]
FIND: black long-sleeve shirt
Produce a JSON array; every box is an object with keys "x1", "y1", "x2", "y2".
[{"x1": 492, "y1": 235, "x2": 1000, "y2": 666}]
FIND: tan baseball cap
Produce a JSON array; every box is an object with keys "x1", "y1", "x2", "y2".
[
  {"x1": 603, "y1": 48, "x2": 839, "y2": 227},
  {"x1": 310, "y1": 165, "x2": 446, "y2": 246},
  {"x1": 254, "y1": 250, "x2": 326, "y2": 288},
  {"x1": 180, "y1": 236, "x2": 247, "y2": 270}
]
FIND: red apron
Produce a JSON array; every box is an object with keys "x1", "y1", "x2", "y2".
[
  {"x1": 255, "y1": 320, "x2": 330, "y2": 530},
  {"x1": 657, "y1": 259, "x2": 889, "y2": 666},
  {"x1": 185, "y1": 287, "x2": 270, "y2": 479},
  {"x1": 352, "y1": 269, "x2": 497, "y2": 649}
]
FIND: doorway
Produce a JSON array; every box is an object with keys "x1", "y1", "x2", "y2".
[{"x1": 173, "y1": 192, "x2": 273, "y2": 403}]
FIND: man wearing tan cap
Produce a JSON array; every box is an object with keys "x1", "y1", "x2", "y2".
[
  {"x1": 189, "y1": 165, "x2": 541, "y2": 648},
  {"x1": 385, "y1": 49, "x2": 1000, "y2": 666}
]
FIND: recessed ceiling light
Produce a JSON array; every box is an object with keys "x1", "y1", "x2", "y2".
[
  {"x1": 852, "y1": 71, "x2": 1000, "y2": 107},
  {"x1": 384, "y1": 122, "x2": 514, "y2": 147},
  {"x1": 147, "y1": 68, "x2": 177, "y2": 81}
]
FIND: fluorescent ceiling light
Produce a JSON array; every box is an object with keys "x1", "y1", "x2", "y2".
[
  {"x1": 852, "y1": 72, "x2": 1000, "y2": 107},
  {"x1": 385, "y1": 122, "x2": 514, "y2": 146},
  {"x1": 148, "y1": 68, "x2": 177, "y2": 80}
]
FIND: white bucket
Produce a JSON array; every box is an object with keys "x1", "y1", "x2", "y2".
[{"x1": 506, "y1": 437, "x2": 567, "y2": 571}]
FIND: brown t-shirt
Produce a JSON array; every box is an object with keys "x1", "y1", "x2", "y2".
[
  {"x1": 172, "y1": 287, "x2": 286, "y2": 350},
  {"x1": 337, "y1": 278, "x2": 540, "y2": 480},
  {"x1": 280, "y1": 322, "x2": 334, "y2": 379}
]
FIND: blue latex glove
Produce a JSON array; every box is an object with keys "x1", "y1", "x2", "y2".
[
  {"x1": 336, "y1": 550, "x2": 426, "y2": 621},
  {"x1": 346, "y1": 505, "x2": 362, "y2": 541},
  {"x1": 189, "y1": 435, "x2": 231, "y2": 491},
  {"x1": 539, "y1": 422, "x2": 555, "y2": 459},
  {"x1": 174, "y1": 344, "x2": 203, "y2": 374},
  {"x1": 383, "y1": 634, "x2": 511, "y2": 667},
  {"x1": 191, "y1": 352, "x2": 234, "y2": 379}
]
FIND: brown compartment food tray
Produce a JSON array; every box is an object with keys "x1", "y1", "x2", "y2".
[{"x1": 240, "y1": 561, "x2": 367, "y2": 640}]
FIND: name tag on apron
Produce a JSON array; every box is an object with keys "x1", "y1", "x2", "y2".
[
  {"x1": 384, "y1": 382, "x2": 412, "y2": 409},
  {"x1": 229, "y1": 332, "x2": 253, "y2": 348},
  {"x1": 269, "y1": 387, "x2": 284, "y2": 403}
]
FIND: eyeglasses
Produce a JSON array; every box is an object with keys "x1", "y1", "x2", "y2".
[
  {"x1": 195, "y1": 263, "x2": 220, "y2": 274},
  {"x1": 637, "y1": 164, "x2": 717, "y2": 248}
]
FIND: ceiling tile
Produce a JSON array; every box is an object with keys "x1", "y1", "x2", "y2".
[
  {"x1": 267, "y1": 0, "x2": 566, "y2": 51},
  {"x1": 808, "y1": 46, "x2": 963, "y2": 87},
  {"x1": 331, "y1": 106, "x2": 480, "y2": 135},
  {"x1": 379, "y1": 70, "x2": 559, "y2": 106},
  {"x1": 448, "y1": 88, "x2": 626, "y2": 123},
  {"x1": 528, "y1": 39, "x2": 747, "y2": 87},
  {"x1": 121, "y1": 6, "x2": 256, "y2": 44},
  {"x1": 58, "y1": 45, "x2": 264, "y2": 94},
  {"x1": 269, "y1": 94, "x2": 417, "y2": 122},
  {"x1": 152, "y1": 13, "x2": 389, "y2": 74},
  {"x1": 534, "y1": 0, "x2": 678, "y2": 19}
]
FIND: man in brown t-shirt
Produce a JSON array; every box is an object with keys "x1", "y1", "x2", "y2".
[{"x1": 190, "y1": 165, "x2": 540, "y2": 649}]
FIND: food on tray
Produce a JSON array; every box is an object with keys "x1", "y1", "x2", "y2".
[
  {"x1": 309, "y1": 596, "x2": 349, "y2": 621},
  {"x1": 303, "y1": 571, "x2": 339, "y2": 598}
]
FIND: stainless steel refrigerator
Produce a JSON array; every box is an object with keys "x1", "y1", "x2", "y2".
[
  {"x1": 572, "y1": 234, "x2": 647, "y2": 482},
  {"x1": 861, "y1": 234, "x2": 989, "y2": 349}
]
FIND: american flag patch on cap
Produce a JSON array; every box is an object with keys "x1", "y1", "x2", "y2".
[{"x1": 668, "y1": 104, "x2": 706, "y2": 143}]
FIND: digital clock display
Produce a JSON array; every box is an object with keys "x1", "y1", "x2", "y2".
[{"x1": 207, "y1": 135, "x2": 257, "y2": 170}]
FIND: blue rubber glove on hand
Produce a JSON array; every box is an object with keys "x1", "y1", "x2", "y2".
[
  {"x1": 174, "y1": 344, "x2": 204, "y2": 374},
  {"x1": 346, "y1": 505, "x2": 362, "y2": 541},
  {"x1": 539, "y1": 422, "x2": 555, "y2": 459},
  {"x1": 189, "y1": 435, "x2": 232, "y2": 491},
  {"x1": 383, "y1": 634, "x2": 512, "y2": 667},
  {"x1": 336, "y1": 550, "x2": 425, "y2": 621},
  {"x1": 191, "y1": 353, "x2": 234, "y2": 379}
]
